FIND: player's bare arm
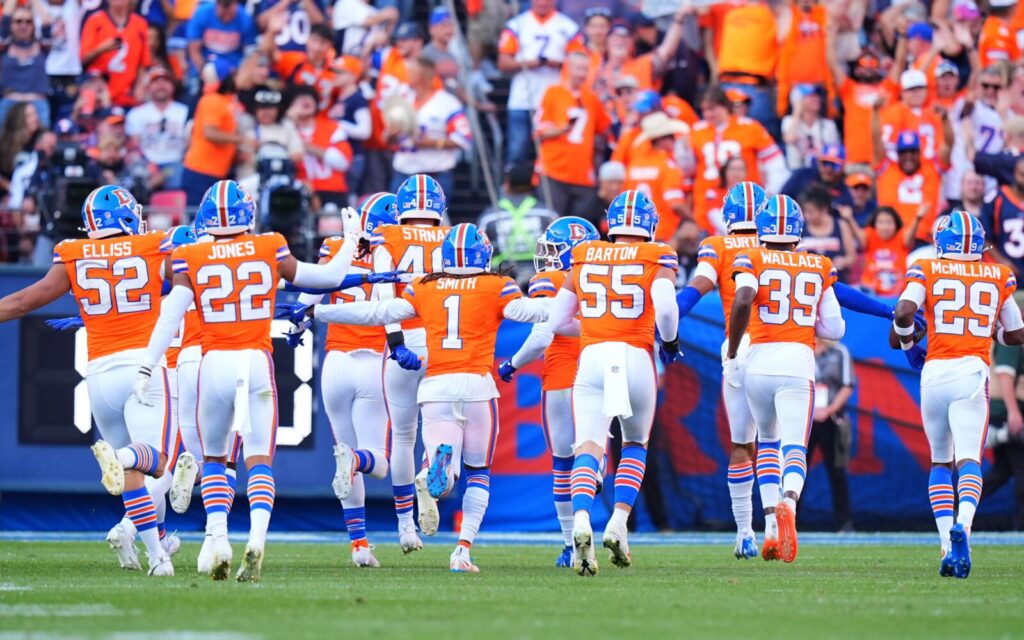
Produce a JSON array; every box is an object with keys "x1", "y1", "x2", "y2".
[{"x1": 0, "y1": 265, "x2": 72, "y2": 322}]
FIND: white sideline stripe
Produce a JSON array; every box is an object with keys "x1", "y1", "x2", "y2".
[
  {"x1": 0, "y1": 583, "x2": 31, "y2": 591},
  {"x1": 0, "y1": 604, "x2": 124, "y2": 617},
  {"x1": 3, "y1": 531, "x2": 1024, "y2": 546}
]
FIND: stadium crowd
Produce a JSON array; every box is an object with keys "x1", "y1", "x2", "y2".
[{"x1": 2, "y1": 0, "x2": 1024, "y2": 291}]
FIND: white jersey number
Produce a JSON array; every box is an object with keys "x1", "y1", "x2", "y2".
[
  {"x1": 578, "y1": 264, "x2": 644, "y2": 319},
  {"x1": 396, "y1": 244, "x2": 444, "y2": 275},
  {"x1": 932, "y1": 279, "x2": 999, "y2": 338},
  {"x1": 441, "y1": 295, "x2": 463, "y2": 349},
  {"x1": 757, "y1": 269, "x2": 822, "y2": 327},
  {"x1": 76, "y1": 256, "x2": 151, "y2": 316},
  {"x1": 196, "y1": 261, "x2": 274, "y2": 324}
]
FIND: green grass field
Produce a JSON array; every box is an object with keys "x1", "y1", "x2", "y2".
[{"x1": 1, "y1": 541, "x2": 1022, "y2": 639}]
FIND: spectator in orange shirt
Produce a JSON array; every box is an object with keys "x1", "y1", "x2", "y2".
[
  {"x1": 534, "y1": 50, "x2": 611, "y2": 216},
  {"x1": 699, "y1": 155, "x2": 749, "y2": 235},
  {"x1": 263, "y1": 17, "x2": 337, "y2": 111},
  {"x1": 182, "y1": 59, "x2": 246, "y2": 205},
  {"x1": 933, "y1": 59, "x2": 966, "y2": 111},
  {"x1": 288, "y1": 85, "x2": 353, "y2": 208},
  {"x1": 714, "y1": 0, "x2": 781, "y2": 134},
  {"x1": 79, "y1": 0, "x2": 150, "y2": 107},
  {"x1": 828, "y1": 43, "x2": 899, "y2": 165},
  {"x1": 775, "y1": 0, "x2": 833, "y2": 118},
  {"x1": 838, "y1": 204, "x2": 919, "y2": 296},
  {"x1": 904, "y1": 22, "x2": 940, "y2": 102},
  {"x1": 879, "y1": 69, "x2": 946, "y2": 162},
  {"x1": 597, "y1": 10, "x2": 688, "y2": 101},
  {"x1": 624, "y1": 112, "x2": 690, "y2": 241},
  {"x1": 611, "y1": 88, "x2": 661, "y2": 167},
  {"x1": 979, "y1": 0, "x2": 1020, "y2": 68}
]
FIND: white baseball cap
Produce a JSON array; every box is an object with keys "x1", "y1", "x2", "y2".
[
  {"x1": 990, "y1": 0, "x2": 1016, "y2": 8},
  {"x1": 900, "y1": 69, "x2": 928, "y2": 91}
]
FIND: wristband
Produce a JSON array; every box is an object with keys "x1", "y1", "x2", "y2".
[
  {"x1": 900, "y1": 339, "x2": 914, "y2": 351},
  {"x1": 893, "y1": 321, "x2": 915, "y2": 337},
  {"x1": 386, "y1": 330, "x2": 405, "y2": 352}
]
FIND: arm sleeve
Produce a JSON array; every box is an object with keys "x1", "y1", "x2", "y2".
[
  {"x1": 833, "y1": 281, "x2": 893, "y2": 319},
  {"x1": 734, "y1": 272, "x2": 759, "y2": 291},
  {"x1": 509, "y1": 322, "x2": 555, "y2": 369},
  {"x1": 544, "y1": 288, "x2": 578, "y2": 334},
  {"x1": 676, "y1": 285, "x2": 704, "y2": 318},
  {"x1": 142, "y1": 285, "x2": 194, "y2": 367},
  {"x1": 898, "y1": 281, "x2": 927, "y2": 307},
  {"x1": 651, "y1": 277, "x2": 680, "y2": 341},
  {"x1": 814, "y1": 287, "x2": 846, "y2": 340},
  {"x1": 503, "y1": 297, "x2": 549, "y2": 324},
  {"x1": 296, "y1": 292, "x2": 323, "y2": 307},
  {"x1": 314, "y1": 298, "x2": 416, "y2": 326},
  {"x1": 372, "y1": 245, "x2": 402, "y2": 335},
  {"x1": 340, "y1": 106, "x2": 372, "y2": 141},
  {"x1": 999, "y1": 296, "x2": 1024, "y2": 332},
  {"x1": 290, "y1": 238, "x2": 356, "y2": 289}
]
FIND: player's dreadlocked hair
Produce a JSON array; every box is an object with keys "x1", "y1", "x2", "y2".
[
  {"x1": 356, "y1": 237, "x2": 373, "y2": 260},
  {"x1": 419, "y1": 264, "x2": 515, "y2": 283}
]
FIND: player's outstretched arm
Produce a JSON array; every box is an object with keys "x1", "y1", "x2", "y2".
[
  {"x1": 280, "y1": 207, "x2": 362, "y2": 289},
  {"x1": 314, "y1": 298, "x2": 416, "y2": 326},
  {"x1": 501, "y1": 321, "x2": 555, "y2": 381},
  {"x1": 677, "y1": 275, "x2": 713, "y2": 319},
  {"x1": 503, "y1": 296, "x2": 551, "y2": 324},
  {"x1": 996, "y1": 296, "x2": 1024, "y2": 346},
  {"x1": 0, "y1": 265, "x2": 71, "y2": 322},
  {"x1": 890, "y1": 299, "x2": 920, "y2": 350},
  {"x1": 133, "y1": 275, "x2": 195, "y2": 405},
  {"x1": 833, "y1": 281, "x2": 895, "y2": 319},
  {"x1": 652, "y1": 270, "x2": 683, "y2": 363},
  {"x1": 815, "y1": 287, "x2": 846, "y2": 340},
  {"x1": 543, "y1": 286, "x2": 578, "y2": 336}
]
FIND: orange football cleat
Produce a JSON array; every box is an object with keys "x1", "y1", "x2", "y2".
[
  {"x1": 761, "y1": 536, "x2": 781, "y2": 561},
  {"x1": 776, "y1": 501, "x2": 798, "y2": 563}
]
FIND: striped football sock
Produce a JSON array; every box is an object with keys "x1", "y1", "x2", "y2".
[
  {"x1": 201, "y1": 462, "x2": 231, "y2": 538},
  {"x1": 928, "y1": 466, "x2": 955, "y2": 544},
  {"x1": 393, "y1": 482, "x2": 415, "y2": 529},
  {"x1": 570, "y1": 454, "x2": 600, "y2": 514},
  {"x1": 756, "y1": 440, "x2": 781, "y2": 522},
  {"x1": 728, "y1": 460, "x2": 755, "y2": 535},
  {"x1": 344, "y1": 506, "x2": 367, "y2": 544},
  {"x1": 247, "y1": 464, "x2": 275, "y2": 548},
  {"x1": 458, "y1": 469, "x2": 491, "y2": 546},
  {"x1": 614, "y1": 446, "x2": 648, "y2": 508},
  {"x1": 355, "y1": 450, "x2": 375, "y2": 474},
  {"x1": 552, "y1": 456, "x2": 574, "y2": 546},
  {"x1": 225, "y1": 468, "x2": 237, "y2": 514},
  {"x1": 123, "y1": 487, "x2": 162, "y2": 558},
  {"x1": 781, "y1": 444, "x2": 807, "y2": 505},
  {"x1": 116, "y1": 444, "x2": 161, "y2": 475},
  {"x1": 956, "y1": 461, "x2": 983, "y2": 530}
]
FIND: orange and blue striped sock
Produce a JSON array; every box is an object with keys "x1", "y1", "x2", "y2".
[
  {"x1": 344, "y1": 506, "x2": 367, "y2": 543},
  {"x1": 928, "y1": 466, "x2": 955, "y2": 540},
  {"x1": 756, "y1": 440, "x2": 781, "y2": 520},
  {"x1": 614, "y1": 446, "x2": 647, "y2": 508},
  {"x1": 116, "y1": 444, "x2": 161, "y2": 475},
  {"x1": 225, "y1": 468, "x2": 237, "y2": 514},
  {"x1": 728, "y1": 461, "x2": 755, "y2": 535},
  {"x1": 247, "y1": 464, "x2": 275, "y2": 548},
  {"x1": 570, "y1": 454, "x2": 600, "y2": 514},
  {"x1": 354, "y1": 450, "x2": 375, "y2": 474},
  {"x1": 459, "y1": 469, "x2": 490, "y2": 545},
  {"x1": 552, "y1": 456, "x2": 574, "y2": 545},
  {"x1": 123, "y1": 487, "x2": 162, "y2": 558},
  {"x1": 393, "y1": 483, "x2": 414, "y2": 526},
  {"x1": 781, "y1": 444, "x2": 807, "y2": 504},
  {"x1": 201, "y1": 462, "x2": 231, "y2": 537},
  {"x1": 956, "y1": 461, "x2": 982, "y2": 530}
]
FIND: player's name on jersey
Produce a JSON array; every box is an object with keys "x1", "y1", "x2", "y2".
[
  {"x1": 435, "y1": 277, "x2": 481, "y2": 290},
  {"x1": 82, "y1": 240, "x2": 134, "y2": 259},
  {"x1": 399, "y1": 226, "x2": 448, "y2": 242},
  {"x1": 929, "y1": 261, "x2": 1003, "y2": 278},
  {"x1": 761, "y1": 251, "x2": 826, "y2": 269},
  {"x1": 209, "y1": 241, "x2": 258, "y2": 259},
  {"x1": 722, "y1": 235, "x2": 756, "y2": 249},
  {"x1": 583, "y1": 245, "x2": 642, "y2": 262}
]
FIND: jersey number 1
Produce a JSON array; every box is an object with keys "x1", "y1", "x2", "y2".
[{"x1": 441, "y1": 295, "x2": 463, "y2": 349}]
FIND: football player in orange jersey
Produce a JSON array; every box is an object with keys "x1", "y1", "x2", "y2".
[
  {"x1": 497, "y1": 216, "x2": 600, "y2": 568},
  {"x1": 131, "y1": 179, "x2": 364, "y2": 582},
  {"x1": 369, "y1": 174, "x2": 451, "y2": 554},
  {"x1": 676, "y1": 182, "x2": 767, "y2": 559},
  {"x1": 311, "y1": 223, "x2": 552, "y2": 572},
  {"x1": 278, "y1": 193, "x2": 399, "y2": 568},
  {"x1": 545, "y1": 190, "x2": 682, "y2": 577},
  {"x1": 892, "y1": 211, "x2": 1024, "y2": 579},
  {"x1": 726, "y1": 195, "x2": 845, "y2": 564},
  {"x1": 0, "y1": 186, "x2": 177, "y2": 576}
]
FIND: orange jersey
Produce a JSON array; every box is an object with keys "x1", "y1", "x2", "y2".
[
  {"x1": 624, "y1": 147, "x2": 686, "y2": 241},
  {"x1": 695, "y1": 185, "x2": 727, "y2": 234},
  {"x1": 79, "y1": 11, "x2": 151, "y2": 107},
  {"x1": 700, "y1": 0, "x2": 746, "y2": 58},
  {"x1": 717, "y1": 2, "x2": 778, "y2": 79},
  {"x1": 906, "y1": 259, "x2": 1016, "y2": 364},
  {"x1": 733, "y1": 247, "x2": 838, "y2": 349},
  {"x1": 371, "y1": 223, "x2": 451, "y2": 331},
  {"x1": 695, "y1": 233, "x2": 761, "y2": 330},
  {"x1": 172, "y1": 233, "x2": 290, "y2": 353},
  {"x1": 296, "y1": 116, "x2": 353, "y2": 194},
  {"x1": 879, "y1": 102, "x2": 945, "y2": 161},
  {"x1": 571, "y1": 240, "x2": 679, "y2": 352},
  {"x1": 875, "y1": 158, "x2": 944, "y2": 242},
  {"x1": 54, "y1": 232, "x2": 170, "y2": 361},
  {"x1": 690, "y1": 117, "x2": 781, "y2": 220},
  {"x1": 401, "y1": 274, "x2": 522, "y2": 378},
  {"x1": 528, "y1": 270, "x2": 579, "y2": 390},
  {"x1": 321, "y1": 236, "x2": 385, "y2": 353},
  {"x1": 165, "y1": 308, "x2": 201, "y2": 369},
  {"x1": 838, "y1": 77, "x2": 898, "y2": 165},
  {"x1": 979, "y1": 16, "x2": 1020, "y2": 68},
  {"x1": 860, "y1": 227, "x2": 908, "y2": 296},
  {"x1": 663, "y1": 96, "x2": 700, "y2": 127},
  {"x1": 535, "y1": 84, "x2": 610, "y2": 187},
  {"x1": 274, "y1": 52, "x2": 339, "y2": 112},
  {"x1": 776, "y1": 3, "x2": 833, "y2": 116}
]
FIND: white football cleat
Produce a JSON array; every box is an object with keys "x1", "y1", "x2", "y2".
[
  {"x1": 197, "y1": 534, "x2": 214, "y2": 573},
  {"x1": 414, "y1": 470, "x2": 439, "y2": 536},
  {"x1": 331, "y1": 443, "x2": 356, "y2": 500},
  {"x1": 169, "y1": 452, "x2": 199, "y2": 514},
  {"x1": 602, "y1": 519, "x2": 631, "y2": 568},
  {"x1": 161, "y1": 533, "x2": 181, "y2": 557},
  {"x1": 91, "y1": 441, "x2": 124, "y2": 496},
  {"x1": 106, "y1": 523, "x2": 141, "y2": 570},
  {"x1": 573, "y1": 517, "x2": 598, "y2": 577},
  {"x1": 351, "y1": 541, "x2": 380, "y2": 568},
  {"x1": 399, "y1": 525, "x2": 423, "y2": 554},
  {"x1": 147, "y1": 554, "x2": 174, "y2": 577},
  {"x1": 236, "y1": 544, "x2": 264, "y2": 582},
  {"x1": 449, "y1": 545, "x2": 479, "y2": 573},
  {"x1": 209, "y1": 535, "x2": 232, "y2": 581}
]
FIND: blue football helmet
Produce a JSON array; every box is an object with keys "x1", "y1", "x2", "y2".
[
  {"x1": 935, "y1": 210, "x2": 984, "y2": 261},
  {"x1": 395, "y1": 174, "x2": 446, "y2": 222},
  {"x1": 359, "y1": 192, "x2": 399, "y2": 235},
  {"x1": 81, "y1": 185, "x2": 143, "y2": 239},
  {"x1": 722, "y1": 182, "x2": 767, "y2": 232},
  {"x1": 197, "y1": 180, "x2": 256, "y2": 236},
  {"x1": 442, "y1": 223, "x2": 493, "y2": 274},
  {"x1": 166, "y1": 225, "x2": 198, "y2": 248},
  {"x1": 607, "y1": 190, "x2": 659, "y2": 240},
  {"x1": 756, "y1": 194, "x2": 804, "y2": 243},
  {"x1": 534, "y1": 216, "x2": 599, "y2": 272},
  {"x1": 632, "y1": 89, "x2": 662, "y2": 115}
]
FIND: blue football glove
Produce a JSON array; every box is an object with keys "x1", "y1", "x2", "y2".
[
  {"x1": 282, "y1": 321, "x2": 308, "y2": 348},
  {"x1": 45, "y1": 316, "x2": 84, "y2": 331},
  {"x1": 904, "y1": 343, "x2": 927, "y2": 371},
  {"x1": 366, "y1": 270, "x2": 407, "y2": 285},
  {"x1": 658, "y1": 337, "x2": 684, "y2": 365},
  {"x1": 389, "y1": 344, "x2": 422, "y2": 371},
  {"x1": 913, "y1": 311, "x2": 927, "y2": 332},
  {"x1": 274, "y1": 302, "x2": 310, "y2": 326},
  {"x1": 498, "y1": 360, "x2": 516, "y2": 382}
]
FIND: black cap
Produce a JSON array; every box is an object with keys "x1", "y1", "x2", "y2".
[{"x1": 393, "y1": 21, "x2": 425, "y2": 41}]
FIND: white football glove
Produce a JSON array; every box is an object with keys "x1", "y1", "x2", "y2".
[
  {"x1": 341, "y1": 206, "x2": 364, "y2": 241},
  {"x1": 132, "y1": 366, "x2": 154, "y2": 406},
  {"x1": 723, "y1": 357, "x2": 744, "y2": 389}
]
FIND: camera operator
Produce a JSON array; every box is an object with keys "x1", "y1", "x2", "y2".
[{"x1": 983, "y1": 302, "x2": 1024, "y2": 530}]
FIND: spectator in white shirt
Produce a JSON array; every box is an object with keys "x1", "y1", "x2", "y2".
[
  {"x1": 332, "y1": 0, "x2": 397, "y2": 56},
  {"x1": 124, "y1": 67, "x2": 189, "y2": 189},
  {"x1": 782, "y1": 83, "x2": 840, "y2": 170}
]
